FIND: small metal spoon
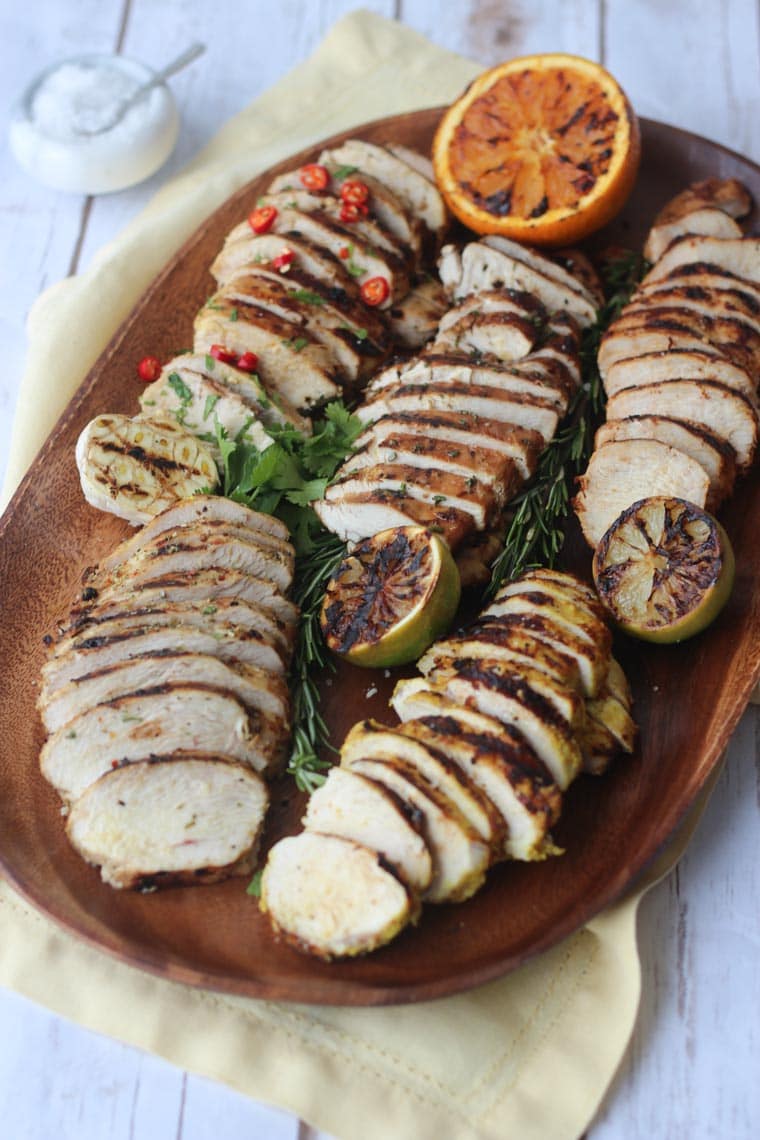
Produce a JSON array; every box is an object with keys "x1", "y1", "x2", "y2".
[{"x1": 81, "y1": 42, "x2": 206, "y2": 135}]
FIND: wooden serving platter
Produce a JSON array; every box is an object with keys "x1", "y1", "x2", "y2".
[{"x1": 1, "y1": 112, "x2": 759, "y2": 1006}]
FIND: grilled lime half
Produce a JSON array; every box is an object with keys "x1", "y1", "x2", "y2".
[
  {"x1": 321, "y1": 526, "x2": 462, "y2": 667},
  {"x1": 592, "y1": 496, "x2": 735, "y2": 644}
]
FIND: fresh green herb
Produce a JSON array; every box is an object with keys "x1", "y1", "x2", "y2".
[
  {"x1": 485, "y1": 249, "x2": 645, "y2": 598},
  {"x1": 168, "y1": 372, "x2": 192, "y2": 404},
  {"x1": 203, "y1": 394, "x2": 220, "y2": 420},
  {"x1": 291, "y1": 288, "x2": 325, "y2": 306},
  {"x1": 343, "y1": 244, "x2": 366, "y2": 279},
  {"x1": 66, "y1": 731, "x2": 76, "y2": 740},
  {"x1": 432, "y1": 494, "x2": 447, "y2": 505},
  {"x1": 229, "y1": 308, "x2": 239, "y2": 322},
  {"x1": 333, "y1": 164, "x2": 359, "y2": 179},
  {"x1": 246, "y1": 870, "x2": 264, "y2": 897},
  {"x1": 121, "y1": 713, "x2": 144, "y2": 724},
  {"x1": 339, "y1": 323, "x2": 368, "y2": 341},
  {"x1": 205, "y1": 298, "x2": 225, "y2": 311},
  {"x1": 142, "y1": 399, "x2": 156, "y2": 407},
  {"x1": 202, "y1": 604, "x2": 217, "y2": 615},
  {"x1": 282, "y1": 336, "x2": 309, "y2": 352},
  {"x1": 205, "y1": 354, "x2": 216, "y2": 371}
]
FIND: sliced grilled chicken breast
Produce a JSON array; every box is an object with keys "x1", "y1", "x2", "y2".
[
  {"x1": 261, "y1": 832, "x2": 417, "y2": 959},
  {"x1": 40, "y1": 685, "x2": 266, "y2": 802},
  {"x1": 343, "y1": 754, "x2": 490, "y2": 904},
  {"x1": 574, "y1": 438, "x2": 710, "y2": 548},
  {"x1": 642, "y1": 236, "x2": 760, "y2": 286},
  {"x1": 357, "y1": 412, "x2": 543, "y2": 481},
  {"x1": 366, "y1": 354, "x2": 574, "y2": 409},
  {"x1": 314, "y1": 491, "x2": 476, "y2": 549},
  {"x1": 603, "y1": 348, "x2": 756, "y2": 404},
  {"x1": 95, "y1": 496, "x2": 291, "y2": 574},
  {"x1": 626, "y1": 285, "x2": 760, "y2": 337},
  {"x1": 482, "y1": 235, "x2": 600, "y2": 307},
  {"x1": 419, "y1": 628, "x2": 581, "y2": 692},
  {"x1": 386, "y1": 276, "x2": 448, "y2": 348},
  {"x1": 472, "y1": 614, "x2": 607, "y2": 699},
  {"x1": 56, "y1": 597, "x2": 293, "y2": 667},
  {"x1": 595, "y1": 415, "x2": 737, "y2": 508},
  {"x1": 394, "y1": 667, "x2": 582, "y2": 790},
  {"x1": 636, "y1": 270, "x2": 760, "y2": 309},
  {"x1": 436, "y1": 287, "x2": 545, "y2": 334},
  {"x1": 211, "y1": 229, "x2": 363, "y2": 299},
  {"x1": 597, "y1": 326, "x2": 720, "y2": 376},
  {"x1": 302, "y1": 767, "x2": 433, "y2": 893},
  {"x1": 76, "y1": 414, "x2": 219, "y2": 525},
  {"x1": 605, "y1": 380, "x2": 758, "y2": 470},
  {"x1": 644, "y1": 207, "x2": 744, "y2": 263},
  {"x1": 519, "y1": 568, "x2": 605, "y2": 613},
  {"x1": 257, "y1": 190, "x2": 411, "y2": 264},
  {"x1": 67, "y1": 756, "x2": 269, "y2": 890},
  {"x1": 438, "y1": 242, "x2": 598, "y2": 327},
  {"x1": 341, "y1": 720, "x2": 505, "y2": 855},
  {"x1": 194, "y1": 299, "x2": 342, "y2": 410},
  {"x1": 490, "y1": 584, "x2": 611, "y2": 647},
  {"x1": 397, "y1": 708, "x2": 561, "y2": 861},
  {"x1": 356, "y1": 380, "x2": 561, "y2": 443},
  {"x1": 140, "y1": 366, "x2": 275, "y2": 456},
  {"x1": 431, "y1": 310, "x2": 538, "y2": 360},
  {"x1": 606, "y1": 308, "x2": 760, "y2": 377},
  {"x1": 39, "y1": 651, "x2": 290, "y2": 741},
  {"x1": 319, "y1": 139, "x2": 448, "y2": 240}
]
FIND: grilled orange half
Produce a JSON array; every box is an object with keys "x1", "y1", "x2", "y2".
[{"x1": 433, "y1": 53, "x2": 641, "y2": 247}]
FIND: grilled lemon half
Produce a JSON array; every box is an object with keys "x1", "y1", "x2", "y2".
[
  {"x1": 321, "y1": 526, "x2": 461, "y2": 667},
  {"x1": 592, "y1": 496, "x2": 734, "y2": 644}
]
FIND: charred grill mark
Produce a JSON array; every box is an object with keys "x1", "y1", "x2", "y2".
[
  {"x1": 448, "y1": 659, "x2": 573, "y2": 738},
  {"x1": 418, "y1": 715, "x2": 555, "y2": 786}
]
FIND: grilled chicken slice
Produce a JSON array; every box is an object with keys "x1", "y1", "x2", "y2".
[
  {"x1": 574, "y1": 438, "x2": 710, "y2": 549},
  {"x1": 418, "y1": 624, "x2": 583, "y2": 693},
  {"x1": 438, "y1": 241, "x2": 598, "y2": 328},
  {"x1": 595, "y1": 415, "x2": 737, "y2": 509},
  {"x1": 627, "y1": 284, "x2": 760, "y2": 337},
  {"x1": 194, "y1": 298, "x2": 342, "y2": 410},
  {"x1": 642, "y1": 236, "x2": 760, "y2": 286},
  {"x1": 473, "y1": 612, "x2": 607, "y2": 700},
  {"x1": 140, "y1": 366, "x2": 275, "y2": 456},
  {"x1": 395, "y1": 664, "x2": 582, "y2": 790},
  {"x1": 643, "y1": 177, "x2": 752, "y2": 263},
  {"x1": 323, "y1": 463, "x2": 498, "y2": 531},
  {"x1": 66, "y1": 757, "x2": 269, "y2": 890},
  {"x1": 366, "y1": 354, "x2": 574, "y2": 409},
  {"x1": 319, "y1": 139, "x2": 448, "y2": 241},
  {"x1": 314, "y1": 490, "x2": 476, "y2": 549},
  {"x1": 491, "y1": 582, "x2": 611, "y2": 644},
  {"x1": 580, "y1": 658, "x2": 637, "y2": 775},
  {"x1": 341, "y1": 720, "x2": 506, "y2": 856},
  {"x1": 42, "y1": 621, "x2": 285, "y2": 694},
  {"x1": 39, "y1": 651, "x2": 290, "y2": 743},
  {"x1": 56, "y1": 597, "x2": 293, "y2": 666},
  {"x1": 344, "y1": 428, "x2": 521, "y2": 507},
  {"x1": 395, "y1": 707, "x2": 561, "y2": 861},
  {"x1": 85, "y1": 527, "x2": 294, "y2": 596},
  {"x1": 431, "y1": 310, "x2": 539, "y2": 361},
  {"x1": 95, "y1": 495, "x2": 291, "y2": 574},
  {"x1": 519, "y1": 568, "x2": 604, "y2": 614},
  {"x1": 644, "y1": 207, "x2": 744, "y2": 263},
  {"x1": 218, "y1": 271, "x2": 383, "y2": 385},
  {"x1": 597, "y1": 325, "x2": 721, "y2": 376},
  {"x1": 211, "y1": 229, "x2": 364, "y2": 300},
  {"x1": 268, "y1": 166, "x2": 425, "y2": 264},
  {"x1": 436, "y1": 287, "x2": 546, "y2": 334},
  {"x1": 261, "y1": 832, "x2": 418, "y2": 959},
  {"x1": 302, "y1": 767, "x2": 433, "y2": 893},
  {"x1": 605, "y1": 380, "x2": 758, "y2": 470},
  {"x1": 386, "y1": 142, "x2": 435, "y2": 182},
  {"x1": 356, "y1": 411, "x2": 543, "y2": 481},
  {"x1": 552, "y1": 248, "x2": 605, "y2": 306},
  {"x1": 482, "y1": 235, "x2": 600, "y2": 307},
  {"x1": 385, "y1": 275, "x2": 448, "y2": 349},
  {"x1": 602, "y1": 348, "x2": 756, "y2": 404},
  {"x1": 635, "y1": 270, "x2": 760, "y2": 310},
  {"x1": 40, "y1": 686, "x2": 267, "y2": 802},
  {"x1": 343, "y1": 754, "x2": 490, "y2": 904},
  {"x1": 356, "y1": 380, "x2": 561, "y2": 443},
  {"x1": 606, "y1": 308, "x2": 760, "y2": 377},
  {"x1": 258, "y1": 190, "x2": 411, "y2": 264},
  {"x1": 76, "y1": 414, "x2": 219, "y2": 526},
  {"x1": 75, "y1": 567, "x2": 296, "y2": 629},
  {"x1": 145, "y1": 352, "x2": 309, "y2": 433}
]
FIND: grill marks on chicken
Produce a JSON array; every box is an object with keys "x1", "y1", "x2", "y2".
[
  {"x1": 39, "y1": 497, "x2": 298, "y2": 888},
  {"x1": 261, "y1": 569, "x2": 635, "y2": 960},
  {"x1": 316, "y1": 240, "x2": 593, "y2": 572},
  {"x1": 575, "y1": 178, "x2": 759, "y2": 547}
]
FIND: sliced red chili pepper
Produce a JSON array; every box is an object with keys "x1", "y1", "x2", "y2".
[
  {"x1": 248, "y1": 205, "x2": 278, "y2": 234},
  {"x1": 340, "y1": 179, "x2": 370, "y2": 206},
  {"x1": 236, "y1": 351, "x2": 259, "y2": 373},
  {"x1": 209, "y1": 344, "x2": 239, "y2": 365},
  {"x1": 360, "y1": 276, "x2": 390, "y2": 307},
  {"x1": 299, "y1": 163, "x2": 329, "y2": 191},
  {"x1": 137, "y1": 355, "x2": 162, "y2": 382},
  {"x1": 340, "y1": 201, "x2": 369, "y2": 223},
  {"x1": 339, "y1": 246, "x2": 350, "y2": 259},
  {"x1": 272, "y1": 249, "x2": 294, "y2": 271}
]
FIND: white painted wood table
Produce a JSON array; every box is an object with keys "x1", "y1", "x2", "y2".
[{"x1": 1, "y1": 2, "x2": 759, "y2": 1137}]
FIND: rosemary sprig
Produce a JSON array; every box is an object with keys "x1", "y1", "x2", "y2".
[
  {"x1": 485, "y1": 249, "x2": 647, "y2": 599},
  {"x1": 286, "y1": 530, "x2": 346, "y2": 792}
]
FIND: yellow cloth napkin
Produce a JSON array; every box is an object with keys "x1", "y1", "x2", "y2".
[{"x1": 0, "y1": 10, "x2": 721, "y2": 1139}]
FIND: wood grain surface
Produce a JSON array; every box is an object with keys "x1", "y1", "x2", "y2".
[{"x1": 1, "y1": 1, "x2": 759, "y2": 1137}]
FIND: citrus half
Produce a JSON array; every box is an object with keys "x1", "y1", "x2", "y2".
[
  {"x1": 592, "y1": 497, "x2": 734, "y2": 644},
  {"x1": 320, "y1": 526, "x2": 461, "y2": 667},
  {"x1": 432, "y1": 52, "x2": 641, "y2": 247}
]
